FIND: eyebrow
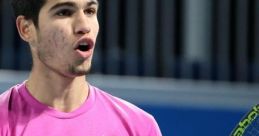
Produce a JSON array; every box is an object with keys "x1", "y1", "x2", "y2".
[
  {"x1": 87, "y1": 0, "x2": 99, "y2": 7},
  {"x1": 49, "y1": 2, "x2": 76, "y2": 12},
  {"x1": 49, "y1": 0, "x2": 99, "y2": 12}
]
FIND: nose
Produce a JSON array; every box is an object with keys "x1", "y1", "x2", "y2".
[{"x1": 73, "y1": 11, "x2": 91, "y2": 35}]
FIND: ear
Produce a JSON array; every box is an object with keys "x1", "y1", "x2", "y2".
[{"x1": 16, "y1": 16, "x2": 35, "y2": 42}]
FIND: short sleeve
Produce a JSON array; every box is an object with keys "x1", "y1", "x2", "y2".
[{"x1": 147, "y1": 116, "x2": 163, "y2": 136}]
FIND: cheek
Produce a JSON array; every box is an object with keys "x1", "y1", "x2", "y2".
[
  {"x1": 89, "y1": 18, "x2": 99, "y2": 34},
  {"x1": 43, "y1": 28, "x2": 67, "y2": 49},
  {"x1": 95, "y1": 20, "x2": 100, "y2": 34},
  {"x1": 92, "y1": 22, "x2": 99, "y2": 39},
  {"x1": 37, "y1": 27, "x2": 69, "y2": 61}
]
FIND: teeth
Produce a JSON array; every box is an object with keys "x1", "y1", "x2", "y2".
[{"x1": 79, "y1": 42, "x2": 88, "y2": 46}]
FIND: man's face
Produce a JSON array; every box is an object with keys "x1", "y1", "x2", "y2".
[{"x1": 30, "y1": 0, "x2": 99, "y2": 77}]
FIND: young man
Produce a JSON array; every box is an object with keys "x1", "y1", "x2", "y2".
[{"x1": 0, "y1": 0, "x2": 162, "y2": 135}]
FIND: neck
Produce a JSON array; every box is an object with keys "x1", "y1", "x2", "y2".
[{"x1": 26, "y1": 67, "x2": 89, "y2": 112}]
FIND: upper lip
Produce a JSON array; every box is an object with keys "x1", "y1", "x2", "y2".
[{"x1": 74, "y1": 37, "x2": 94, "y2": 50}]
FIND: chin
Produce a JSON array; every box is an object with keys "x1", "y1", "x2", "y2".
[
  {"x1": 75, "y1": 70, "x2": 90, "y2": 76},
  {"x1": 67, "y1": 60, "x2": 92, "y2": 77},
  {"x1": 69, "y1": 66, "x2": 91, "y2": 77}
]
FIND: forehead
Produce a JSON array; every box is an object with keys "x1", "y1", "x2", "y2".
[{"x1": 43, "y1": 0, "x2": 99, "y2": 9}]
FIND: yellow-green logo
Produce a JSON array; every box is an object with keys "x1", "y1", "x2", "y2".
[{"x1": 231, "y1": 105, "x2": 259, "y2": 136}]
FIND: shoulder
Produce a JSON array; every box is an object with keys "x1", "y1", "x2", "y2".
[
  {"x1": 0, "y1": 88, "x2": 13, "y2": 116},
  {"x1": 90, "y1": 85, "x2": 162, "y2": 135},
  {"x1": 0, "y1": 84, "x2": 22, "y2": 108},
  {"x1": 91, "y1": 85, "x2": 149, "y2": 115},
  {"x1": 0, "y1": 87, "x2": 14, "y2": 133},
  {"x1": 0, "y1": 83, "x2": 26, "y2": 135},
  {"x1": 0, "y1": 84, "x2": 22, "y2": 126}
]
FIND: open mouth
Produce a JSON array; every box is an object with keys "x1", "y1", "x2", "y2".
[
  {"x1": 77, "y1": 45, "x2": 90, "y2": 51},
  {"x1": 76, "y1": 42, "x2": 92, "y2": 52}
]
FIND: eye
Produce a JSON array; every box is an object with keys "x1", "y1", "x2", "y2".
[
  {"x1": 56, "y1": 9, "x2": 73, "y2": 16},
  {"x1": 84, "y1": 8, "x2": 97, "y2": 16}
]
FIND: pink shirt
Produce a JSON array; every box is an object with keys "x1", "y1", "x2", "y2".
[{"x1": 0, "y1": 82, "x2": 162, "y2": 136}]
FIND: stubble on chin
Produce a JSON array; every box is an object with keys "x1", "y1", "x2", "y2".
[
  {"x1": 68, "y1": 58, "x2": 92, "y2": 76},
  {"x1": 68, "y1": 65, "x2": 91, "y2": 76}
]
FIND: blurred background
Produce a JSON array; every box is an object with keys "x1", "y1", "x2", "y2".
[{"x1": 0, "y1": 0, "x2": 259, "y2": 135}]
